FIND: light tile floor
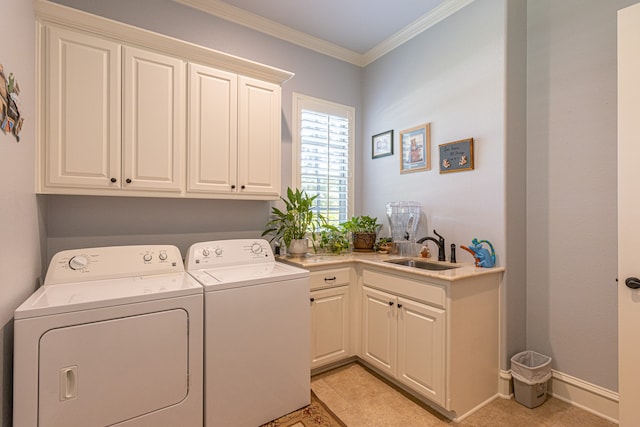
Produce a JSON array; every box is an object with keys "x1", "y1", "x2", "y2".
[{"x1": 311, "y1": 363, "x2": 615, "y2": 427}]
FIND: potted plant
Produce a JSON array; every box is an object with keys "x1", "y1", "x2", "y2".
[
  {"x1": 318, "y1": 225, "x2": 350, "y2": 255},
  {"x1": 374, "y1": 237, "x2": 394, "y2": 253},
  {"x1": 341, "y1": 215, "x2": 381, "y2": 252},
  {"x1": 262, "y1": 187, "x2": 326, "y2": 256}
]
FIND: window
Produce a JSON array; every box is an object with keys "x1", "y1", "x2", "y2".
[{"x1": 292, "y1": 93, "x2": 354, "y2": 226}]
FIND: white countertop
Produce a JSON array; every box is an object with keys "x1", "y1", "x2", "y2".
[{"x1": 278, "y1": 252, "x2": 504, "y2": 282}]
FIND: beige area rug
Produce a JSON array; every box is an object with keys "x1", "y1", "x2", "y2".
[{"x1": 260, "y1": 391, "x2": 346, "y2": 427}]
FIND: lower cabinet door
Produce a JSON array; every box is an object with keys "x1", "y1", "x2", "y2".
[
  {"x1": 310, "y1": 286, "x2": 350, "y2": 368},
  {"x1": 361, "y1": 286, "x2": 396, "y2": 377},
  {"x1": 396, "y1": 296, "x2": 446, "y2": 406}
]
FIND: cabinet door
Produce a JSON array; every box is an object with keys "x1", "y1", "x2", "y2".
[
  {"x1": 361, "y1": 286, "x2": 396, "y2": 377},
  {"x1": 123, "y1": 47, "x2": 185, "y2": 192},
  {"x1": 310, "y1": 286, "x2": 350, "y2": 369},
  {"x1": 45, "y1": 26, "x2": 121, "y2": 189},
  {"x1": 397, "y1": 297, "x2": 445, "y2": 406},
  {"x1": 238, "y1": 77, "x2": 281, "y2": 197},
  {"x1": 187, "y1": 64, "x2": 237, "y2": 194}
]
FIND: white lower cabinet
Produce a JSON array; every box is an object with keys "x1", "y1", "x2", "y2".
[
  {"x1": 310, "y1": 286, "x2": 350, "y2": 368},
  {"x1": 308, "y1": 267, "x2": 354, "y2": 370},
  {"x1": 298, "y1": 260, "x2": 500, "y2": 420},
  {"x1": 362, "y1": 285, "x2": 445, "y2": 406}
]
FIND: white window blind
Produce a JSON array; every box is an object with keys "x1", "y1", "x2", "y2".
[{"x1": 293, "y1": 94, "x2": 354, "y2": 226}]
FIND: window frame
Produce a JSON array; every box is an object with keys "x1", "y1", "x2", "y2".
[{"x1": 292, "y1": 92, "x2": 355, "y2": 225}]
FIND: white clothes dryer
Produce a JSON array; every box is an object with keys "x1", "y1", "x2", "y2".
[
  {"x1": 13, "y1": 245, "x2": 203, "y2": 427},
  {"x1": 185, "y1": 239, "x2": 310, "y2": 427}
]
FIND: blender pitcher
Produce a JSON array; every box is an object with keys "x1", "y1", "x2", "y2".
[{"x1": 386, "y1": 202, "x2": 422, "y2": 257}]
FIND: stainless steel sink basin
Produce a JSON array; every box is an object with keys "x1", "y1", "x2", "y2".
[{"x1": 384, "y1": 258, "x2": 460, "y2": 271}]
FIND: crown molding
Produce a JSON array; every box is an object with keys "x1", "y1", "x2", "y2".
[
  {"x1": 173, "y1": 0, "x2": 364, "y2": 66},
  {"x1": 362, "y1": 0, "x2": 475, "y2": 65},
  {"x1": 175, "y1": 0, "x2": 474, "y2": 67},
  {"x1": 34, "y1": 0, "x2": 294, "y2": 84}
]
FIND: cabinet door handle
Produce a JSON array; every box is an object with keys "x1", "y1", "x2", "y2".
[
  {"x1": 125, "y1": 178, "x2": 132, "y2": 184},
  {"x1": 388, "y1": 301, "x2": 394, "y2": 306},
  {"x1": 397, "y1": 303, "x2": 403, "y2": 308},
  {"x1": 324, "y1": 276, "x2": 336, "y2": 284},
  {"x1": 241, "y1": 185, "x2": 246, "y2": 190},
  {"x1": 231, "y1": 185, "x2": 236, "y2": 189},
  {"x1": 310, "y1": 297, "x2": 315, "y2": 302},
  {"x1": 110, "y1": 177, "x2": 117, "y2": 183},
  {"x1": 626, "y1": 277, "x2": 640, "y2": 289}
]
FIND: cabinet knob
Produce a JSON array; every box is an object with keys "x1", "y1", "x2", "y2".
[
  {"x1": 397, "y1": 303, "x2": 403, "y2": 308},
  {"x1": 388, "y1": 301, "x2": 394, "y2": 306},
  {"x1": 625, "y1": 277, "x2": 640, "y2": 289},
  {"x1": 231, "y1": 185, "x2": 236, "y2": 189},
  {"x1": 110, "y1": 178, "x2": 117, "y2": 183},
  {"x1": 126, "y1": 178, "x2": 132, "y2": 184},
  {"x1": 241, "y1": 185, "x2": 246, "y2": 189},
  {"x1": 310, "y1": 297, "x2": 315, "y2": 302}
]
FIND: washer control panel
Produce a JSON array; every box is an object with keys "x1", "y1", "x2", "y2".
[
  {"x1": 44, "y1": 245, "x2": 183, "y2": 286},
  {"x1": 185, "y1": 239, "x2": 274, "y2": 270}
]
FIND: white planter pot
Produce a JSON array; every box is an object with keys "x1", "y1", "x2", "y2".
[{"x1": 288, "y1": 238, "x2": 309, "y2": 256}]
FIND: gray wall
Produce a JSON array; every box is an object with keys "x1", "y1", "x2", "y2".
[
  {"x1": 48, "y1": 0, "x2": 363, "y2": 261},
  {"x1": 18, "y1": 0, "x2": 628, "y2": 414},
  {"x1": 526, "y1": 0, "x2": 635, "y2": 391},
  {"x1": 0, "y1": 2, "x2": 44, "y2": 425},
  {"x1": 361, "y1": 0, "x2": 521, "y2": 369}
]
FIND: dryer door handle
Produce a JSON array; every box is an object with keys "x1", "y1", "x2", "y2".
[{"x1": 60, "y1": 366, "x2": 78, "y2": 400}]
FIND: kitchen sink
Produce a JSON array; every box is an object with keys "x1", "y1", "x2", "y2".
[{"x1": 384, "y1": 258, "x2": 460, "y2": 271}]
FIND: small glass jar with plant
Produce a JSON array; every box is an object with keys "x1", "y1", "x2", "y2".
[
  {"x1": 374, "y1": 237, "x2": 394, "y2": 253},
  {"x1": 318, "y1": 225, "x2": 350, "y2": 255},
  {"x1": 341, "y1": 215, "x2": 381, "y2": 252},
  {"x1": 262, "y1": 187, "x2": 327, "y2": 256}
]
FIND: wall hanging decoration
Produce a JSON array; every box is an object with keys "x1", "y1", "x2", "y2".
[
  {"x1": 0, "y1": 63, "x2": 24, "y2": 142},
  {"x1": 439, "y1": 138, "x2": 474, "y2": 173},
  {"x1": 372, "y1": 130, "x2": 393, "y2": 159},
  {"x1": 399, "y1": 123, "x2": 430, "y2": 173}
]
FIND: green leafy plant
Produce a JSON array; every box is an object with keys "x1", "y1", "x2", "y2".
[
  {"x1": 262, "y1": 187, "x2": 327, "y2": 249},
  {"x1": 340, "y1": 215, "x2": 381, "y2": 234},
  {"x1": 373, "y1": 237, "x2": 393, "y2": 252},
  {"x1": 340, "y1": 215, "x2": 382, "y2": 251},
  {"x1": 318, "y1": 225, "x2": 350, "y2": 254}
]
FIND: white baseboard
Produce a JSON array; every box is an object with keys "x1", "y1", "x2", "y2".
[{"x1": 498, "y1": 369, "x2": 618, "y2": 424}]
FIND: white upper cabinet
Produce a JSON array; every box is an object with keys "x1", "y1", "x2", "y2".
[
  {"x1": 123, "y1": 47, "x2": 185, "y2": 192},
  {"x1": 44, "y1": 26, "x2": 121, "y2": 189},
  {"x1": 188, "y1": 67, "x2": 281, "y2": 198},
  {"x1": 35, "y1": 1, "x2": 293, "y2": 199},
  {"x1": 237, "y1": 77, "x2": 281, "y2": 197},
  {"x1": 188, "y1": 64, "x2": 238, "y2": 194}
]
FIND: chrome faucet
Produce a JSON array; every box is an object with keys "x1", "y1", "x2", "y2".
[{"x1": 417, "y1": 230, "x2": 446, "y2": 261}]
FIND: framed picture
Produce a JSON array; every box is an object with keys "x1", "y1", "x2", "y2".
[
  {"x1": 400, "y1": 123, "x2": 430, "y2": 173},
  {"x1": 372, "y1": 130, "x2": 393, "y2": 158},
  {"x1": 439, "y1": 138, "x2": 474, "y2": 173}
]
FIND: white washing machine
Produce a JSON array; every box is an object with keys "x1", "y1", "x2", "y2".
[
  {"x1": 13, "y1": 245, "x2": 204, "y2": 427},
  {"x1": 185, "y1": 239, "x2": 310, "y2": 427}
]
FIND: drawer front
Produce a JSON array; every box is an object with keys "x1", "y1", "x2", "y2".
[
  {"x1": 310, "y1": 267, "x2": 351, "y2": 290},
  {"x1": 362, "y1": 269, "x2": 445, "y2": 308}
]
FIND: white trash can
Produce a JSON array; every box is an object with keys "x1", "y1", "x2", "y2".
[{"x1": 510, "y1": 350, "x2": 552, "y2": 408}]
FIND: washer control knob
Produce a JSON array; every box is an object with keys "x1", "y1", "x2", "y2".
[
  {"x1": 68, "y1": 256, "x2": 88, "y2": 270},
  {"x1": 202, "y1": 248, "x2": 210, "y2": 257},
  {"x1": 143, "y1": 254, "x2": 152, "y2": 262},
  {"x1": 215, "y1": 248, "x2": 223, "y2": 256},
  {"x1": 159, "y1": 252, "x2": 168, "y2": 261},
  {"x1": 251, "y1": 243, "x2": 263, "y2": 254}
]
